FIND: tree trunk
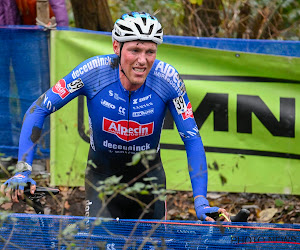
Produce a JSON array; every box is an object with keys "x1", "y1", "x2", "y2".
[
  {"x1": 237, "y1": 1, "x2": 251, "y2": 39},
  {"x1": 70, "y1": 0, "x2": 113, "y2": 31},
  {"x1": 182, "y1": 0, "x2": 222, "y2": 37}
]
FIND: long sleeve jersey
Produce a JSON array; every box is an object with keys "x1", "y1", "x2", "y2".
[{"x1": 18, "y1": 54, "x2": 208, "y2": 197}]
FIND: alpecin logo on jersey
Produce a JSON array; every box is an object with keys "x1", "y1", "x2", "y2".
[
  {"x1": 154, "y1": 61, "x2": 186, "y2": 96},
  {"x1": 52, "y1": 79, "x2": 70, "y2": 99},
  {"x1": 103, "y1": 118, "x2": 154, "y2": 142},
  {"x1": 182, "y1": 102, "x2": 194, "y2": 120}
]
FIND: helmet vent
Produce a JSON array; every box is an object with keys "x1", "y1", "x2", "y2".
[
  {"x1": 149, "y1": 14, "x2": 155, "y2": 20},
  {"x1": 127, "y1": 13, "x2": 134, "y2": 18},
  {"x1": 148, "y1": 24, "x2": 154, "y2": 35},
  {"x1": 117, "y1": 23, "x2": 133, "y2": 32},
  {"x1": 134, "y1": 23, "x2": 143, "y2": 34}
]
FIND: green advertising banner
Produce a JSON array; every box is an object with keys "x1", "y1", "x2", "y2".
[{"x1": 50, "y1": 30, "x2": 300, "y2": 194}]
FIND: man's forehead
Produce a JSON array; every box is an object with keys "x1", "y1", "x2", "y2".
[{"x1": 124, "y1": 40, "x2": 157, "y2": 47}]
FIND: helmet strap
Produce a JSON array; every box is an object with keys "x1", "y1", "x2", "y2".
[
  {"x1": 119, "y1": 42, "x2": 124, "y2": 62},
  {"x1": 118, "y1": 42, "x2": 130, "y2": 81}
]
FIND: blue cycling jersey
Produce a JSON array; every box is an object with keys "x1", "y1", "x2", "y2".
[{"x1": 18, "y1": 54, "x2": 208, "y2": 197}]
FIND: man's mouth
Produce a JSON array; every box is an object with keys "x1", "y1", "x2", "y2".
[{"x1": 133, "y1": 68, "x2": 146, "y2": 72}]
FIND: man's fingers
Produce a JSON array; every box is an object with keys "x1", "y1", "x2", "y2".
[
  {"x1": 205, "y1": 216, "x2": 215, "y2": 222},
  {"x1": 18, "y1": 189, "x2": 24, "y2": 200},
  {"x1": 12, "y1": 189, "x2": 19, "y2": 203},
  {"x1": 218, "y1": 208, "x2": 231, "y2": 222},
  {"x1": 219, "y1": 214, "x2": 230, "y2": 222},
  {"x1": 225, "y1": 213, "x2": 231, "y2": 222},
  {"x1": 30, "y1": 184, "x2": 36, "y2": 195},
  {"x1": 5, "y1": 187, "x2": 12, "y2": 199},
  {"x1": 1, "y1": 185, "x2": 12, "y2": 201},
  {"x1": 0, "y1": 184, "x2": 6, "y2": 195}
]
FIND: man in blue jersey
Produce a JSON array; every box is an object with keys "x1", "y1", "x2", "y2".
[{"x1": 1, "y1": 12, "x2": 229, "y2": 221}]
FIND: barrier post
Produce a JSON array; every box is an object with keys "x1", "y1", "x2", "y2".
[{"x1": 36, "y1": 0, "x2": 50, "y2": 24}]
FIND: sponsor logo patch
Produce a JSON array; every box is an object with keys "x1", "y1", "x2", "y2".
[
  {"x1": 133, "y1": 94, "x2": 152, "y2": 104},
  {"x1": 178, "y1": 126, "x2": 199, "y2": 139},
  {"x1": 133, "y1": 102, "x2": 153, "y2": 110},
  {"x1": 109, "y1": 90, "x2": 126, "y2": 102},
  {"x1": 13, "y1": 174, "x2": 25, "y2": 179},
  {"x1": 154, "y1": 61, "x2": 186, "y2": 96},
  {"x1": 67, "y1": 78, "x2": 84, "y2": 93},
  {"x1": 71, "y1": 56, "x2": 112, "y2": 79},
  {"x1": 101, "y1": 99, "x2": 116, "y2": 109},
  {"x1": 118, "y1": 106, "x2": 126, "y2": 116},
  {"x1": 132, "y1": 108, "x2": 154, "y2": 117},
  {"x1": 103, "y1": 118, "x2": 154, "y2": 142},
  {"x1": 103, "y1": 140, "x2": 151, "y2": 152},
  {"x1": 42, "y1": 93, "x2": 56, "y2": 112},
  {"x1": 181, "y1": 102, "x2": 194, "y2": 120},
  {"x1": 52, "y1": 79, "x2": 69, "y2": 99}
]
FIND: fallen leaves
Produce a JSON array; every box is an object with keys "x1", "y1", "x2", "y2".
[
  {"x1": 167, "y1": 191, "x2": 300, "y2": 223},
  {"x1": 1, "y1": 184, "x2": 300, "y2": 224},
  {"x1": 258, "y1": 208, "x2": 278, "y2": 222}
]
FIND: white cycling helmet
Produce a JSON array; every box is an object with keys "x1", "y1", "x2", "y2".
[{"x1": 112, "y1": 12, "x2": 163, "y2": 45}]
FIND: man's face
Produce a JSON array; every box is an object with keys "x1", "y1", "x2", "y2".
[{"x1": 114, "y1": 40, "x2": 157, "y2": 87}]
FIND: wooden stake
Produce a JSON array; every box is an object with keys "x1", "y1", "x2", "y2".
[{"x1": 36, "y1": 0, "x2": 50, "y2": 25}]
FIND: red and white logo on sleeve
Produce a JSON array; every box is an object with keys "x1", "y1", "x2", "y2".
[
  {"x1": 52, "y1": 79, "x2": 70, "y2": 99},
  {"x1": 103, "y1": 118, "x2": 154, "y2": 142},
  {"x1": 13, "y1": 174, "x2": 25, "y2": 179},
  {"x1": 181, "y1": 102, "x2": 194, "y2": 120}
]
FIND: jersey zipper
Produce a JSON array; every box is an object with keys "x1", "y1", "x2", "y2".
[{"x1": 127, "y1": 91, "x2": 131, "y2": 161}]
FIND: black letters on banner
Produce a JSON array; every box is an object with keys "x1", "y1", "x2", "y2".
[
  {"x1": 237, "y1": 95, "x2": 295, "y2": 137},
  {"x1": 163, "y1": 94, "x2": 295, "y2": 138},
  {"x1": 193, "y1": 93, "x2": 228, "y2": 131}
]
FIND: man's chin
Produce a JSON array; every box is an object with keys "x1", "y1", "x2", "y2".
[{"x1": 130, "y1": 78, "x2": 146, "y2": 86}]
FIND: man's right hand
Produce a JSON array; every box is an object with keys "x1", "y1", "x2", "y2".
[{"x1": 0, "y1": 170, "x2": 36, "y2": 202}]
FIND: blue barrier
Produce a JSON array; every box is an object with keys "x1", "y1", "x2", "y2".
[
  {"x1": 163, "y1": 36, "x2": 300, "y2": 57},
  {"x1": 1, "y1": 213, "x2": 300, "y2": 249},
  {"x1": 0, "y1": 26, "x2": 50, "y2": 159},
  {"x1": 56, "y1": 27, "x2": 300, "y2": 57}
]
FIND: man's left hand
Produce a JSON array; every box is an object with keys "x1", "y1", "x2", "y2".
[{"x1": 194, "y1": 196, "x2": 231, "y2": 222}]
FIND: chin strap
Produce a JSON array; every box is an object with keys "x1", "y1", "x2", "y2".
[
  {"x1": 120, "y1": 65, "x2": 127, "y2": 78},
  {"x1": 118, "y1": 42, "x2": 130, "y2": 82}
]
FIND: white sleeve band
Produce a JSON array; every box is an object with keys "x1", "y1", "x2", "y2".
[{"x1": 16, "y1": 161, "x2": 32, "y2": 172}]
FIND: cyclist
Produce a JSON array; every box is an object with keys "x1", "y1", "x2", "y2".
[{"x1": 1, "y1": 11, "x2": 229, "y2": 221}]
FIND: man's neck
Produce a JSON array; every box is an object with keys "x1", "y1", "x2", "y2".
[{"x1": 119, "y1": 67, "x2": 143, "y2": 92}]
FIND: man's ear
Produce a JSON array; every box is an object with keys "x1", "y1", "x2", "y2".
[{"x1": 113, "y1": 40, "x2": 120, "y2": 56}]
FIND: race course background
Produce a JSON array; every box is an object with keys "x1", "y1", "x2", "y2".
[{"x1": 50, "y1": 29, "x2": 300, "y2": 194}]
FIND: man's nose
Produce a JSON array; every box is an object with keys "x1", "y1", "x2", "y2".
[{"x1": 137, "y1": 53, "x2": 146, "y2": 64}]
